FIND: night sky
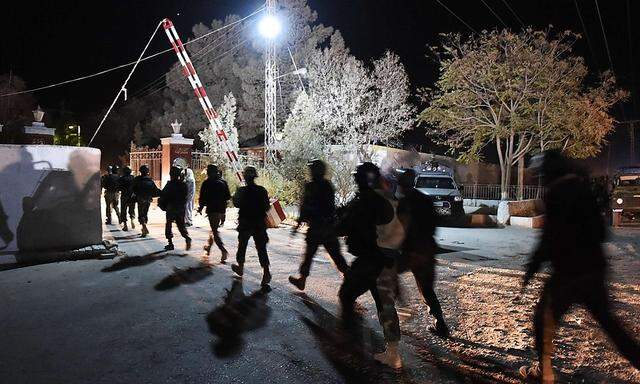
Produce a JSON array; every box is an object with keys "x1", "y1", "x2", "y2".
[{"x1": 1, "y1": 0, "x2": 639, "y2": 170}]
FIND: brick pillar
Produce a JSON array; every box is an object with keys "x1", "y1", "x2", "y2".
[
  {"x1": 160, "y1": 133, "x2": 194, "y2": 187},
  {"x1": 23, "y1": 122, "x2": 55, "y2": 145}
]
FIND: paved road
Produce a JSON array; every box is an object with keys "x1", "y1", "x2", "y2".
[{"x1": 1, "y1": 206, "x2": 639, "y2": 383}]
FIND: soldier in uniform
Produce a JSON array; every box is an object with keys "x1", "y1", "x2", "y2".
[
  {"x1": 132, "y1": 165, "x2": 160, "y2": 237},
  {"x1": 101, "y1": 165, "x2": 120, "y2": 225},
  {"x1": 231, "y1": 166, "x2": 272, "y2": 287},
  {"x1": 289, "y1": 159, "x2": 349, "y2": 290},
  {"x1": 520, "y1": 150, "x2": 640, "y2": 383},
  {"x1": 118, "y1": 166, "x2": 136, "y2": 231},
  {"x1": 198, "y1": 164, "x2": 231, "y2": 263},
  {"x1": 158, "y1": 166, "x2": 191, "y2": 251}
]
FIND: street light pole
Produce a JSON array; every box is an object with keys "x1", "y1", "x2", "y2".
[{"x1": 264, "y1": 0, "x2": 278, "y2": 165}]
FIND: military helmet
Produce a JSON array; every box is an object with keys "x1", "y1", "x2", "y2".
[
  {"x1": 353, "y1": 162, "x2": 381, "y2": 189},
  {"x1": 307, "y1": 159, "x2": 327, "y2": 178}
]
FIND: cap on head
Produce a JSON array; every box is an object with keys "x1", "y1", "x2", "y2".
[
  {"x1": 207, "y1": 164, "x2": 219, "y2": 178},
  {"x1": 122, "y1": 166, "x2": 132, "y2": 176},
  {"x1": 353, "y1": 162, "x2": 381, "y2": 189},
  {"x1": 243, "y1": 166, "x2": 258, "y2": 180},
  {"x1": 139, "y1": 165, "x2": 150, "y2": 176},
  {"x1": 307, "y1": 159, "x2": 327, "y2": 179}
]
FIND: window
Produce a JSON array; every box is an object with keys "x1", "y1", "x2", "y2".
[{"x1": 415, "y1": 176, "x2": 455, "y2": 189}]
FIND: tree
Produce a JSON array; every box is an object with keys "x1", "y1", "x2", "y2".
[
  {"x1": 155, "y1": 0, "x2": 335, "y2": 143},
  {"x1": 278, "y1": 92, "x2": 325, "y2": 193},
  {"x1": 421, "y1": 29, "x2": 625, "y2": 198},
  {"x1": 307, "y1": 36, "x2": 414, "y2": 159},
  {"x1": 199, "y1": 92, "x2": 239, "y2": 162},
  {"x1": 0, "y1": 73, "x2": 36, "y2": 124}
]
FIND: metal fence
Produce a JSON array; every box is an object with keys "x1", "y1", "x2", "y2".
[
  {"x1": 129, "y1": 143, "x2": 162, "y2": 186},
  {"x1": 462, "y1": 184, "x2": 545, "y2": 201}
]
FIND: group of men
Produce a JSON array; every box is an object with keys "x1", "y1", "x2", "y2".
[{"x1": 102, "y1": 151, "x2": 640, "y2": 382}]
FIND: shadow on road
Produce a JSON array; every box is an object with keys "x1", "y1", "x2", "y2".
[
  {"x1": 206, "y1": 278, "x2": 271, "y2": 358},
  {"x1": 101, "y1": 250, "x2": 186, "y2": 272},
  {"x1": 154, "y1": 264, "x2": 213, "y2": 290},
  {"x1": 296, "y1": 292, "x2": 417, "y2": 384}
]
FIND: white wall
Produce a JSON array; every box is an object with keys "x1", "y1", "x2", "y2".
[{"x1": 0, "y1": 145, "x2": 102, "y2": 253}]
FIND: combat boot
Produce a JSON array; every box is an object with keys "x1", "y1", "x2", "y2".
[
  {"x1": 164, "y1": 242, "x2": 175, "y2": 251},
  {"x1": 374, "y1": 342, "x2": 403, "y2": 369},
  {"x1": 288, "y1": 275, "x2": 306, "y2": 291},
  {"x1": 122, "y1": 223, "x2": 129, "y2": 231},
  {"x1": 231, "y1": 263, "x2": 244, "y2": 277}
]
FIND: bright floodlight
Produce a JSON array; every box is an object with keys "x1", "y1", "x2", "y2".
[{"x1": 259, "y1": 15, "x2": 281, "y2": 39}]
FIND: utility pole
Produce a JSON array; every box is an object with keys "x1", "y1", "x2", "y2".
[
  {"x1": 623, "y1": 120, "x2": 640, "y2": 165},
  {"x1": 264, "y1": 0, "x2": 278, "y2": 165}
]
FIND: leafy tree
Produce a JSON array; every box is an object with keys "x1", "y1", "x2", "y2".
[
  {"x1": 199, "y1": 92, "x2": 239, "y2": 162},
  {"x1": 421, "y1": 29, "x2": 625, "y2": 198}
]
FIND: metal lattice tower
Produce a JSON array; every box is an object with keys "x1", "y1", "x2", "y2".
[{"x1": 264, "y1": 0, "x2": 278, "y2": 165}]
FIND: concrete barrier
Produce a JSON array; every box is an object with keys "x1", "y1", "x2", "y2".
[
  {"x1": 0, "y1": 145, "x2": 102, "y2": 253},
  {"x1": 510, "y1": 215, "x2": 545, "y2": 229}
]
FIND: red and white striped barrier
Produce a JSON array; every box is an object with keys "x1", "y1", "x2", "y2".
[
  {"x1": 162, "y1": 18, "x2": 243, "y2": 183},
  {"x1": 266, "y1": 199, "x2": 286, "y2": 228}
]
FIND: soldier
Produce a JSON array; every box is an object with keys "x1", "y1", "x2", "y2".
[
  {"x1": 184, "y1": 167, "x2": 196, "y2": 227},
  {"x1": 336, "y1": 162, "x2": 394, "y2": 329},
  {"x1": 289, "y1": 159, "x2": 349, "y2": 291},
  {"x1": 520, "y1": 150, "x2": 640, "y2": 383},
  {"x1": 231, "y1": 166, "x2": 272, "y2": 287},
  {"x1": 198, "y1": 164, "x2": 231, "y2": 263},
  {"x1": 118, "y1": 166, "x2": 136, "y2": 231},
  {"x1": 371, "y1": 173, "x2": 406, "y2": 369},
  {"x1": 101, "y1": 165, "x2": 120, "y2": 225},
  {"x1": 396, "y1": 169, "x2": 450, "y2": 338},
  {"x1": 158, "y1": 166, "x2": 191, "y2": 251},
  {"x1": 132, "y1": 165, "x2": 160, "y2": 237}
]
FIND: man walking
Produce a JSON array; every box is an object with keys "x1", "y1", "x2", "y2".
[
  {"x1": 184, "y1": 167, "x2": 196, "y2": 227},
  {"x1": 158, "y1": 166, "x2": 191, "y2": 251},
  {"x1": 118, "y1": 166, "x2": 136, "y2": 231},
  {"x1": 198, "y1": 164, "x2": 231, "y2": 263},
  {"x1": 520, "y1": 150, "x2": 640, "y2": 383},
  {"x1": 289, "y1": 159, "x2": 349, "y2": 291},
  {"x1": 132, "y1": 165, "x2": 160, "y2": 237},
  {"x1": 336, "y1": 162, "x2": 394, "y2": 328},
  {"x1": 231, "y1": 166, "x2": 272, "y2": 287},
  {"x1": 101, "y1": 165, "x2": 120, "y2": 225},
  {"x1": 396, "y1": 169, "x2": 450, "y2": 338}
]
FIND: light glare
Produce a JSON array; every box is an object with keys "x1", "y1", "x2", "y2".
[{"x1": 259, "y1": 15, "x2": 281, "y2": 39}]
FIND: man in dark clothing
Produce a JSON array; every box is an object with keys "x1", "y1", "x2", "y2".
[
  {"x1": 118, "y1": 166, "x2": 136, "y2": 231},
  {"x1": 336, "y1": 162, "x2": 394, "y2": 326},
  {"x1": 231, "y1": 166, "x2": 272, "y2": 287},
  {"x1": 132, "y1": 165, "x2": 160, "y2": 237},
  {"x1": 520, "y1": 150, "x2": 640, "y2": 383},
  {"x1": 158, "y1": 166, "x2": 191, "y2": 251},
  {"x1": 101, "y1": 165, "x2": 120, "y2": 225},
  {"x1": 289, "y1": 159, "x2": 349, "y2": 291},
  {"x1": 198, "y1": 164, "x2": 231, "y2": 263},
  {"x1": 396, "y1": 169, "x2": 450, "y2": 338}
]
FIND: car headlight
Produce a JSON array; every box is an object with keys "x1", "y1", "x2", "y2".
[
  {"x1": 616, "y1": 198, "x2": 624, "y2": 205},
  {"x1": 454, "y1": 195, "x2": 463, "y2": 202}
]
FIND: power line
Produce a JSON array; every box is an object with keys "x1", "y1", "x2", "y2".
[
  {"x1": 132, "y1": 17, "x2": 254, "y2": 99},
  {"x1": 434, "y1": 0, "x2": 478, "y2": 34},
  {"x1": 480, "y1": 0, "x2": 508, "y2": 28},
  {"x1": 499, "y1": 0, "x2": 525, "y2": 29},
  {"x1": 594, "y1": 0, "x2": 615, "y2": 72},
  {"x1": 0, "y1": 6, "x2": 265, "y2": 98},
  {"x1": 574, "y1": 0, "x2": 600, "y2": 69}
]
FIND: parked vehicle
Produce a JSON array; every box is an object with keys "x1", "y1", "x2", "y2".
[
  {"x1": 611, "y1": 166, "x2": 640, "y2": 226},
  {"x1": 413, "y1": 163, "x2": 465, "y2": 219}
]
